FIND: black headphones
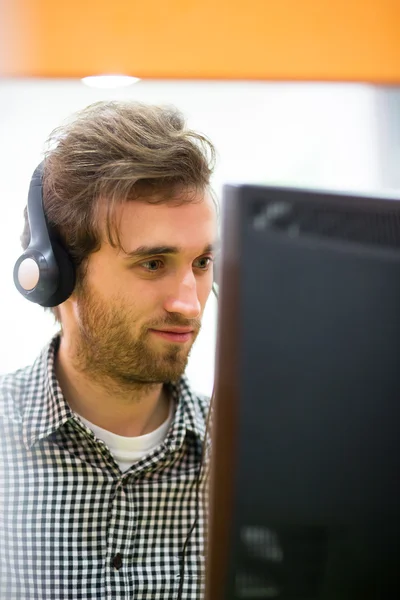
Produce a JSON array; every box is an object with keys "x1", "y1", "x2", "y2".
[{"x1": 13, "y1": 162, "x2": 76, "y2": 307}]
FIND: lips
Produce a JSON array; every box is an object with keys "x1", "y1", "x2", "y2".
[
  {"x1": 149, "y1": 328, "x2": 194, "y2": 343},
  {"x1": 155, "y1": 328, "x2": 194, "y2": 334}
]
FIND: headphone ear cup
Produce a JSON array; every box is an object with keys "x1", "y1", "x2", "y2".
[{"x1": 40, "y1": 241, "x2": 76, "y2": 308}]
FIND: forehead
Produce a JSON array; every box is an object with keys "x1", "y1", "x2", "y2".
[{"x1": 110, "y1": 193, "x2": 217, "y2": 254}]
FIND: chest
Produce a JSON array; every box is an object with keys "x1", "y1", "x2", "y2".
[{"x1": 1, "y1": 436, "x2": 207, "y2": 599}]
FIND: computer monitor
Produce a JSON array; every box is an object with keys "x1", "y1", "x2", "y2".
[{"x1": 206, "y1": 184, "x2": 400, "y2": 600}]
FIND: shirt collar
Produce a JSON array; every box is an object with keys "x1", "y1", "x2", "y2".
[
  {"x1": 169, "y1": 375, "x2": 209, "y2": 440},
  {"x1": 22, "y1": 334, "x2": 208, "y2": 450}
]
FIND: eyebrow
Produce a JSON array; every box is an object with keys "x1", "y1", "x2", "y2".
[{"x1": 123, "y1": 243, "x2": 217, "y2": 260}]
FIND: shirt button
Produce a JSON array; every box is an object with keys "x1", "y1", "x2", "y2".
[{"x1": 112, "y1": 553, "x2": 123, "y2": 570}]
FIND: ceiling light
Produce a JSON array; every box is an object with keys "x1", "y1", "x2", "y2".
[{"x1": 81, "y1": 75, "x2": 141, "y2": 89}]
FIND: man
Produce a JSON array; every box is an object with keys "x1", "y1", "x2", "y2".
[{"x1": 0, "y1": 101, "x2": 218, "y2": 599}]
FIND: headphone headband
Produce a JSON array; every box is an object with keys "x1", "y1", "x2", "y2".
[{"x1": 25, "y1": 163, "x2": 51, "y2": 249}]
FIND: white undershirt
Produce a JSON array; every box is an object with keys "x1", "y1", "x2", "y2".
[{"x1": 77, "y1": 401, "x2": 174, "y2": 472}]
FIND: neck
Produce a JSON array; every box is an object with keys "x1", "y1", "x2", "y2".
[{"x1": 55, "y1": 335, "x2": 170, "y2": 437}]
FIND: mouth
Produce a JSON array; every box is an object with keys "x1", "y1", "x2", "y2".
[{"x1": 149, "y1": 328, "x2": 194, "y2": 343}]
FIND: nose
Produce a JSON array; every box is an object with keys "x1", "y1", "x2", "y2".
[{"x1": 164, "y1": 270, "x2": 201, "y2": 319}]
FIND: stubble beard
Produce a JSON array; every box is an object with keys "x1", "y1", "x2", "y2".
[{"x1": 72, "y1": 289, "x2": 201, "y2": 391}]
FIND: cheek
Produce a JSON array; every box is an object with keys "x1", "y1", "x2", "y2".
[
  {"x1": 86, "y1": 262, "x2": 139, "y2": 302},
  {"x1": 115, "y1": 280, "x2": 162, "y2": 316},
  {"x1": 83, "y1": 261, "x2": 121, "y2": 300}
]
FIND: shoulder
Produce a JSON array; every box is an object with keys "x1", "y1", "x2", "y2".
[
  {"x1": 0, "y1": 364, "x2": 33, "y2": 423},
  {"x1": 192, "y1": 390, "x2": 211, "y2": 420},
  {"x1": 0, "y1": 336, "x2": 57, "y2": 422}
]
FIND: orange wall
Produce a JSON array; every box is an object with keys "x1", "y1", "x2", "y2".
[{"x1": 1, "y1": 0, "x2": 400, "y2": 82}]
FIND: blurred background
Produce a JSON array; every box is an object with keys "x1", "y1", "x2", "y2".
[{"x1": 1, "y1": 1, "x2": 400, "y2": 396}]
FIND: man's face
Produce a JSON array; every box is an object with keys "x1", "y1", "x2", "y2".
[{"x1": 71, "y1": 192, "x2": 217, "y2": 385}]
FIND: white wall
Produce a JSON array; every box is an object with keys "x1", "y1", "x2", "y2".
[{"x1": 0, "y1": 79, "x2": 386, "y2": 394}]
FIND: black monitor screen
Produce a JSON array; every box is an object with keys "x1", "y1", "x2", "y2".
[{"x1": 207, "y1": 184, "x2": 400, "y2": 600}]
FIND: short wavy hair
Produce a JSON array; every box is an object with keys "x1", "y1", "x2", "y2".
[{"x1": 20, "y1": 100, "x2": 216, "y2": 320}]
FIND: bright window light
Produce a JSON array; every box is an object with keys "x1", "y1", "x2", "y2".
[{"x1": 81, "y1": 75, "x2": 141, "y2": 89}]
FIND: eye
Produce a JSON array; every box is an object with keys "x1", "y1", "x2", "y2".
[
  {"x1": 193, "y1": 256, "x2": 213, "y2": 270},
  {"x1": 141, "y1": 259, "x2": 164, "y2": 272}
]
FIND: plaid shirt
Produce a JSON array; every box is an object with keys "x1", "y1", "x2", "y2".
[{"x1": 0, "y1": 335, "x2": 210, "y2": 599}]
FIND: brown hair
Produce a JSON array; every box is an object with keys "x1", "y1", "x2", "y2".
[{"x1": 21, "y1": 100, "x2": 216, "y2": 320}]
